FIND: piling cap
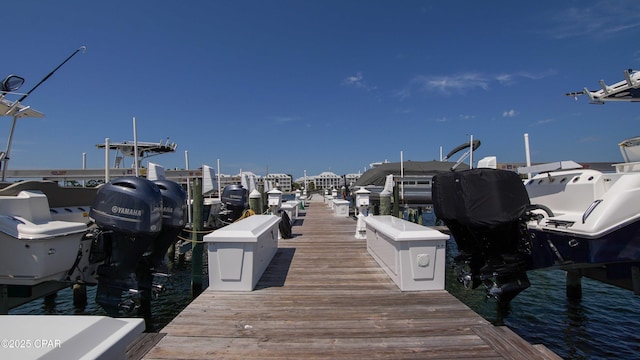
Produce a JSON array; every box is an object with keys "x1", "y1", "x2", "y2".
[{"x1": 249, "y1": 189, "x2": 262, "y2": 198}]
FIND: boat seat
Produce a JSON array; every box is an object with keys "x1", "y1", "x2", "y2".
[{"x1": 0, "y1": 190, "x2": 52, "y2": 223}]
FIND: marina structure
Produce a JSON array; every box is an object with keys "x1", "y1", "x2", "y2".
[
  {"x1": 302, "y1": 171, "x2": 346, "y2": 190},
  {"x1": 136, "y1": 194, "x2": 560, "y2": 359},
  {"x1": 264, "y1": 173, "x2": 293, "y2": 192}
]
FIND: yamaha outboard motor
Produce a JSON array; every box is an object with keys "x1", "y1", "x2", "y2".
[
  {"x1": 146, "y1": 179, "x2": 187, "y2": 274},
  {"x1": 219, "y1": 184, "x2": 248, "y2": 224},
  {"x1": 89, "y1": 177, "x2": 162, "y2": 315},
  {"x1": 432, "y1": 168, "x2": 533, "y2": 304}
]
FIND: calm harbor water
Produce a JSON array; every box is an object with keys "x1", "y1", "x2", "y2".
[
  {"x1": 9, "y1": 256, "x2": 208, "y2": 333},
  {"x1": 445, "y1": 240, "x2": 640, "y2": 359},
  {"x1": 435, "y1": 208, "x2": 640, "y2": 360},
  {"x1": 9, "y1": 207, "x2": 640, "y2": 359}
]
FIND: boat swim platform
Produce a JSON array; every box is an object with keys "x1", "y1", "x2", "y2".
[{"x1": 139, "y1": 195, "x2": 560, "y2": 360}]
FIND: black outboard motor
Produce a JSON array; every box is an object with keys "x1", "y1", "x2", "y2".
[
  {"x1": 219, "y1": 184, "x2": 248, "y2": 224},
  {"x1": 432, "y1": 168, "x2": 532, "y2": 304},
  {"x1": 146, "y1": 179, "x2": 187, "y2": 273},
  {"x1": 89, "y1": 177, "x2": 162, "y2": 315}
]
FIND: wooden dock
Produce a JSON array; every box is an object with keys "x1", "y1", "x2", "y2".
[{"x1": 139, "y1": 196, "x2": 561, "y2": 359}]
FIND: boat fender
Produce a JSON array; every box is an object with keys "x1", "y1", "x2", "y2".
[{"x1": 279, "y1": 210, "x2": 293, "y2": 239}]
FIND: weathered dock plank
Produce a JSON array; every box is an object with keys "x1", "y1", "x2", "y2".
[{"x1": 141, "y1": 196, "x2": 561, "y2": 360}]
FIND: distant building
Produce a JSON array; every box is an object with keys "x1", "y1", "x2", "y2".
[
  {"x1": 265, "y1": 173, "x2": 292, "y2": 192},
  {"x1": 293, "y1": 171, "x2": 361, "y2": 190},
  {"x1": 344, "y1": 173, "x2": 361, "y2": 188},
  {"x1": 312, "y1": 171, "x2": 343, "y2": 190}
]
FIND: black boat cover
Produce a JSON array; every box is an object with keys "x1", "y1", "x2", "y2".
[{"x1": 432, "y1": 168, "x2": 530, "y2": 228}]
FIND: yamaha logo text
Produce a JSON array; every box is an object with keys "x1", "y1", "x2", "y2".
[{"x1": 111, "y1": 206, "x2": 143, "y2": 217}]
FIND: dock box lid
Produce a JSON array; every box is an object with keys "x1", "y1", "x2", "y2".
[
  {"x1": 204, "y1": 215, "x2": 280, "y2": 243},
  {"x1": 364, "y1": 215, "x2": 449, "y2": 242}
]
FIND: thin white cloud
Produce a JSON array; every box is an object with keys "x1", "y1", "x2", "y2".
[
  {"x1": 531, "y1": 118, "x2": 554, "y2": 126},
  {"x1": 412, "y1": 72, "x2": 489, "y2": 94},
  {"x1": 497, "y1": 70, "x2": 555, "y2": 85},
  {"x1": 271, "y1": 116, "x2": 299, "y2": 124},
  {"x1": 342, "y1": 72, "x2": 377, "y2": 91},
  {"x1": 459, "y1": 114, "x2": 475, "y2": 120},
  {"x1": 391, "y1": 87, "x2": 412, "y2": 101},
  {"x1": 546, "y1": 3, "x2": 640, "y2": 39},
  {"x1": 405, "y1": 70, "x2": 553, "y2": 96},
  {"x1": 503, "y1": 109, "x2": 518, "y2": 117}
]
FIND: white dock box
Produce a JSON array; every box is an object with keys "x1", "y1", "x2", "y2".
[
  {"x1": 333, "y1": 199, "x2": 350, "y2": 217},
  {"x1": 364, "y1": 215, "x2": 449, "y2": 291},
  {"x1": 285, "y1": 200, "x2": 300, "y2": 218},
  {"x1": 205, "y1": 215, "x2": 280, "y2": 291}
]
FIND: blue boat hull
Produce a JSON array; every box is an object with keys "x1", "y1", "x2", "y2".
[{"x1": 527, "y1": 220, "x2": 640, "y2": 278}]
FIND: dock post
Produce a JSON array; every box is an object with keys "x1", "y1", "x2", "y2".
[
  {"x1": 392, "y1": 184, "x2": 400, "y2": 218},
  {"x1": 0, "y1": 285, "x2": 8, "y2": 314},
  {"x1": 257, "y1": 180, "x2": 267, "y2": 214},
  {"x1": 73, "y1": 284, "x2": 87, "y2": 309},
  {"x1": 249, "y1": 189, "x2": 262, "y2": 214},
  {"x1": 566, "y1": 270, "x2": 582, "y2": 301},
  {"x1": 380, "y1": 191, "x2": 391, "y2": 215},
  {"x1": 44, "y1": 292, "x2": 57, "y2": 304},
  {"x1": 191, "y1": 177, "x2": 204, "y2": 297},
  {"x1": 257, "y1": 182, "x2": 265, "y2": 213}
]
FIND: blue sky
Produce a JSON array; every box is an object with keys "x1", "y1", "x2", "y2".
[{"x1": 2, "y1": 1, "x2": 640, "y2": 178}]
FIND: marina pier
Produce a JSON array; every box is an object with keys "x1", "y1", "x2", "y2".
[{"x1": 136, "y1": 195, "x2": 560, "y2": 359}]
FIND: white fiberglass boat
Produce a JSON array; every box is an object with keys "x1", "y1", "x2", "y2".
[
  {"x1": 432, "y1": 70, "x2": 640, "y2": 304},
  {"x1": 0, "y1": 61, "x2": 187, "y2": 317},
  {"x1": 520, "y1": 137, "x2": 640, "y2": 288}
]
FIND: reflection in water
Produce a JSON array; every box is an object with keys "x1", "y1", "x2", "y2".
[
  {"x1": 10, "y1": 252, "x2": 209, "y2": 333},
  {"x1": 444, "y1": 225, "x2": 640, "y2": 360}
]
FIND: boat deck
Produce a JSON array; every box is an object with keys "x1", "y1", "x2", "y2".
[{"x1": 138, "y1": 196, "x2": 560, "y2": 359}]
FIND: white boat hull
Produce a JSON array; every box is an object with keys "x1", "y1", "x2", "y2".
[
  {"x1": 0, "y1": 230, "x2": 85, "y2": 285},
  {"x1": 525, "y1": 168, "x2": 640, "y2": 274},
  {"x1": 0, "y1": 190, "x2": 87, "y2": 285}
]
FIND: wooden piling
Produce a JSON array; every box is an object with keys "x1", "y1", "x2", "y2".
[
  {"x1": 249, "y1": 190, "x2": 261, "y2": 214},
  {"x1": 393, "y1": 184, "x2": 400, "y2": 217},
  {"x1": 566, "y1": 270, "x2": 582, "y2": 301},
  {"x1": 190, "y1": 177, "x2": 203, "y2": 297},
  {"x1": 72, "y1": 284, "x2": 87, "y2": 308},
  {"x1": 379, "y1": 193, "x2": 391, "y2": 215}
]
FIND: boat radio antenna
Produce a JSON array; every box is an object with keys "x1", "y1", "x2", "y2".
[
  {"x1": 1, "y1": 46, "x2": 86, "y2": 181},
  {"x1": 15, "y1": 46, "x2": 87, "y2": 104}
]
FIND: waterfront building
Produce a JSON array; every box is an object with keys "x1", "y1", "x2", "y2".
[
  {"x1": 265, "y1": 173, "x2": 292, "y2": 192},
  {"x1": 312, "y1": 171, "x2": 343, "y2": 190},
  {"x1": 344, "y1": 172, "x2": 361, "y2": 188}
]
